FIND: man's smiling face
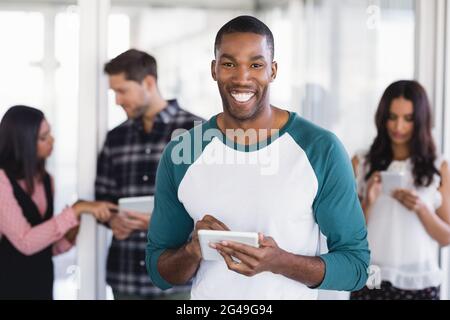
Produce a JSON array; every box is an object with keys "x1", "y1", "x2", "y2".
[{"x1": 212, "y1": 32, "x2": 277, "y2": 121}]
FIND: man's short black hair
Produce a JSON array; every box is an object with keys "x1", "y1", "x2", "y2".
[
  {"x1": 214, "y1": 15, "x2": 274, "y2": 60},
  {"x1": 104, "y1": 49, "x2": 158, "y2": 83}
]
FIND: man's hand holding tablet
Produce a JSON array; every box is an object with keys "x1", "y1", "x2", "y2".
[
  {"x1": 109, "y1": 196, "x2": 154, "y2": 240},
  {"x1": 188, "y1": 215, "x2": 284, "y2": 278},
  {"x1": 198, "y1": 230, "x2": 259, "y2": 261}
]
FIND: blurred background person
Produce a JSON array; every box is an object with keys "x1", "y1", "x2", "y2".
[
  {"x1": 96, "y1": 49, "x2": 203, "y2": 300},
  {"x1": 0, "y1": 105, "x2": 117, "y2": 300},
  {"x1": 350, "y1": 80, "x2": 450, "y2": 300}
]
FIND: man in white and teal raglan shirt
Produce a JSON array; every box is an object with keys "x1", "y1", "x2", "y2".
[{"x1": 146, "y1": 15, "x2": 370, "y2": 300}]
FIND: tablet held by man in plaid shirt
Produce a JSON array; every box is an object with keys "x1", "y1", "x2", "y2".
[{"x1": 96, "y1": 49, "x2": 203, "y2": 300}]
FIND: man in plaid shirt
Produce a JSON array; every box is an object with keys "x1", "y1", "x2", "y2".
[{"x1": 96, "y1": 49, "x2": 203, "y2": 299}]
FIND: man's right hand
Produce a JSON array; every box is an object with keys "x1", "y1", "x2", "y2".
[
  {"x1": 185, "y1": 215, "x2": 230, "y2": 260},
  {"x1": 156, "y1": 214, "x2": 229, "y2": 286},
  {"x1": 109, "y1": 213, "x2": 144, "y2": 240}
]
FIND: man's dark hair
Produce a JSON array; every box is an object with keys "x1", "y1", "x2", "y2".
[
  {"x1": 104, "y1": 49, "x2": 158, "y2": 82},
  {"x1": 0, "y1": 105, "x2": 46, "y2": 194},
  {"x1": 214, "y1": 15, "x2": 275, "y2": 60}
]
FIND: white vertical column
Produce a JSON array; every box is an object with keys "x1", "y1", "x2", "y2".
[
  {"x1": 42, "y1": 9, "x2": 57, "y2": 126},
  {"x1": 416, "y1": 0, "x2": 450, "y2": 301},
  {"x1": 415, "y1": 0, "x2": 446, "y2": 149},
  {"x1": 76, "y1": 0, "x2": 110, "y2": 300},
  {"x1": 289, "y1": 0, "x2": 305, "y2": 114},
  {"x1": 36, "y1": 9, "x2": 58, "y2": 174},
  {"x1": 414, "y1": 0, "x2": 438, "y2": 97},
  {"x1": 441, "y1": 0, "x2": 450, "y2": 301},
  {"x1": 95, "y1": 0, "x2": 111, "y2": 301}
]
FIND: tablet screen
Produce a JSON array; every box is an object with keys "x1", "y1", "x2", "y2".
[
  {"x1": 198, "y1": 230, "x2": 259, "y2": 261},
  {"x1": 381, "y1": 172, "x2": 406, "y2": 195}
]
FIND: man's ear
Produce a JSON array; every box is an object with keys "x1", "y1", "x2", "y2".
[
  {"x1": 143, "y1": 75, "x2": 157, "y2": 90},
  {"x1": 211, "y1": 60, "x2": 217, "y2": 81},
  {"x1": 270, "y1": 61, "x2": 278, "y2": 82}
]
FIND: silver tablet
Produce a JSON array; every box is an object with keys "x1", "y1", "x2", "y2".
[
  {"x1": 198, "y1": 230, "x2": 259, "y2": 261},
  {"x1": 380, "y1": 171, "x2": 406, "y2": 195},
  {"x1": 118, "y1": 196, "x2": 154, "y2": 215}
]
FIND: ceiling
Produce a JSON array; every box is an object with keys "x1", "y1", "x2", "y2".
[{"x1": 0, "y1": 0, "x2": 290, "y2": 11}]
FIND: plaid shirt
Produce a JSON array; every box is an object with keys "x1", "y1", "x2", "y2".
[{"x1": 95, "y1": 100, "x2": 203, "y2": 297}]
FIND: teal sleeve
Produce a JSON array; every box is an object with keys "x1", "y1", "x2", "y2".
[
  {"x1": 312, "y1": 134, "x2": 370, "y2": 291},
  {"x1": 145, "y1": 142, "x2": 194, "y2": 290}
]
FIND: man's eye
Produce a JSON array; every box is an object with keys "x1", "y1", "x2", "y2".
[
  {"x1": 222, "y1": 63, "x2": 234, "y2": 67},
  {"x1": 251, "y1": 63, "x2": 263, "y2": 68}
]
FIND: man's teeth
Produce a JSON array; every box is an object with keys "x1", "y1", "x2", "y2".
[{"x1": 231, "y1": 92, "x2": 255, "y2": 103}]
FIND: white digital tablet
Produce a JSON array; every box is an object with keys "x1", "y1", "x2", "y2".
[
  {"x1": 118, "y1": 196, "x2": 154, "y2": 215},
  {"x1": 198, "y1": 230, "x2": 259, "y2": 261},
  {"x1": 380, "y1": 171, "x2": 406, "y2": 195}
]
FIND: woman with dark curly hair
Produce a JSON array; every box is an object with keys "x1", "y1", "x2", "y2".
[{"x1": 350, "y1": 80, "x2": 450, "y2": 300}]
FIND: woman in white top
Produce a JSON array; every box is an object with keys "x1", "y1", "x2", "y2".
[{"x1": 350, "y1": 80, "x2": 450, "y2": 300}]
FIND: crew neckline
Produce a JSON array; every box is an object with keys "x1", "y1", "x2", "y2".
[{"x1": 209, "y1": 111, "x2": 296, "y2": 152}]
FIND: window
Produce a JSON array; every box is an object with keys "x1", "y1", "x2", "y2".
[{"x1": 297, "y1": 0, "x2": 415, "y2": 156}]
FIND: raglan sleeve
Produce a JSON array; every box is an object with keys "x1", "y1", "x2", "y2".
[
  {"x1": 145, "y1": 142, "x2": 195, "y2": 290},
  {"x1": 313, "y1": 134, "x2": 371, "y2": 291}
]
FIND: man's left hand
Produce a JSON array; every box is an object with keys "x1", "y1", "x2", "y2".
[{"x1": 213, "y1": 233, "x2": 284, "y2": 277}]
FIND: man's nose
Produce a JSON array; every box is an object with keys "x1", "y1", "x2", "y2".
[{"x1": 232, "y1": 65, "x2": 251, "y2": 84}]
